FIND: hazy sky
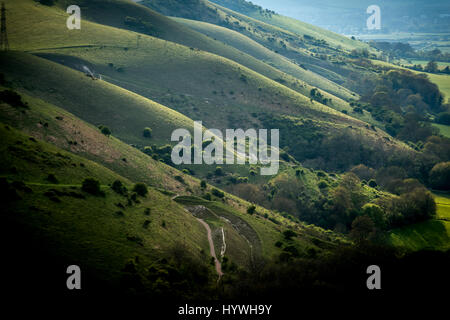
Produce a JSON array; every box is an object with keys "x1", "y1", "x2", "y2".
[{"x1": 247, "y1": 0, "x2": 450, "y2": 34}]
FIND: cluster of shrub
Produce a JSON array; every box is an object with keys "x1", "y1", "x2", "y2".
[
  {"x1": 123, "y1": 16, "x2": 158, "y2": 37},
  {"x1": 359, "y1": 69, "x2": 446, "y2": 138},
  {"x1": 309, "y1": 88, "x2": 332, "y2": 106}
]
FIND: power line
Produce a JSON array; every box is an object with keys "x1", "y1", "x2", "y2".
[{"x1": 0, "y1": 2, "x2": 9, "y2": 51}]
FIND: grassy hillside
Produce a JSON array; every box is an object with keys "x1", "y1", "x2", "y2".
[
  {"x1": 0, "y1": 122, "x2": 215, "y2": 294},
  {"x1": 173, "y1": 17, "x2": 381, "y2": 123},
  {"x1": 0, "y1": 80, "x2": 343, "y2": 263},
  {"x1": 140, "y1": 0, "x2": 373, "y2": 94},
  {"x1": 209, "y1": 0, "x2": 372, "y2": 52},
  {"x1": 433, "y1": 123, "x2": 450, "y2": 138},
  {"x1": 36, "y1": 0, "x2": 362, "y2": 105},
  {"x1": 0, "y1": 52, "x2": 196, "y2": 146},
  {"x1": 0, "y1": 86, "x2": 198, "y2": 192}
]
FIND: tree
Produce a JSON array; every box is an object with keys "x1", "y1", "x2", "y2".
[
  {"x1": 82, "y1": 178, "x2": 104, "y2": 196},
  {"x1": 283, "y1": 230, "x2": 297, "y2": 240},
  {"x1": 99, "y1": 125, "x2": 111, "y2": 136},
  {"x1": 425, "y1": 61, "x2": 438, "y2": 73},
  {"x1": 214, "y1": 166, "x2": 224, "y2": 176},
  {"x1": 392, "y1": 188, "x2": 436, "y2": 225},
  {"x1": 143, "y1": 127, "x2": 152, "y2": 138},
  {"x1": 111, "y1": 180, "x2": 127, "y2": 195},
  {"x1": 350, "y1": 216, "x2": 375, "y2": 243},
  {"x1": 133, "y1": 183, "x2": 148, "y2": 197},
  {"x1": 436, "y1": 112, "x2": 450, "y2": 125},
  {"x1": 247, "y1": 205, "x2": 256, "y2": 215},
  {"x1": 211, "y1": 188, "x2": 224, "y2": 198},
  {"x1": 200, "y1": 180, "x2": 207, "y2": 189},
  {"x1": 368, "y1": 179, "x2": 377, "y2": 188},
  {"x1": 361, "y1": 204, "x2": 387, "y2": 230},
  {"x1": 143, "y1": 146, "x2": 153, "y2": 155},
  {"x1": 429, "y1": 162, "x2": 450, "y2": 190}
]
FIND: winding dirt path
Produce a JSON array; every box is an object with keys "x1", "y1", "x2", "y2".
[{"x1": 196, "y1": 218, "x2": 223, "y2": 280}]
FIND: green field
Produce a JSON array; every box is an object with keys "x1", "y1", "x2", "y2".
[
  {"x1": 433, "y1": 123, "x2": 450, "y2": 138},
  {"x1": 388, "y1": 193, "x2": 450, "y2": 251}
]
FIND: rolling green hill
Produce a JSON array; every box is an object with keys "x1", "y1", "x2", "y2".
[
  {"x1": 1, "y1": 89, "x2": 349, "y2": 297},
  {"x1": 209, "y1": 0, "x2": 373, "y2": 51},
  {"x1": 2, "y1": 0, "x2": 448, "y2": 300},
  {"x1": 3, "y1": 2, "x2": 408, "y2": 175},
  {"x1": 0, "y1": 122, "x2": 214, "y2": 295},
  {"x1": 173, "y1": 17, "x2": 382, "y2": 124},
  {"x1": 43, "y1": 0, "x2": 358, "y2": 103},
  {"x1": 141, "y1": 0, "x2": 376, "y2": 93}
]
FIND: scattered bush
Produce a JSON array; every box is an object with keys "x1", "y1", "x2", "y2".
[
  {"x1": 247, "y1": 205, "x2": 256, "y2": 215},
  {"x1": 214, "y1": 166, "x2": 224, "y2": 176},
  {"x1": 0, "y1": 90, "x2": 27, "y2": 108},
  {"x1": 143, "y1": 146, "x2": 153, "y2": 155},
  {"x1": 318, "y1": 180, "x2": 329, "y2": 189},
  {"x1": 174, "y1": 175, "x2": 185, "y2": 184},
  {"x1": 98, "y1": 125, "x2": 111, "y2": 136},
  {"x1": 436, "y1": 112, "x2": 450, "y2": 125},
  {"x1": 317, "y1": 171, "x2": 326, "y2": 177},
  {"x1": 46, "y1": 174, "x2": 58, "y2": 184},
  {"x1": 143, "y1": 127, "x2": 152, "y2": 138},
  {"x1": 283, "y1": 245, "x2": 300, "y2": 257},
  {"x1": 350, "y1": 216, "x2": 375, "y2": 243},
  {"x1": 368, "y1": 179, "x2": 378, "y2": 188},
  {"x1": 111, "y1": 180, "x2": 127, "y2": 195},
  {"x1": 82, "y1": 178, "x2": 104, "y2": 196},
  {"x1": 283, "y1": 230, "x2": 297, "y2": 240},
  {"x1": 237, "y1": 177, "x2": 249, "y2": 184},
  {"x1": 203, "y1": 193, "x2": 212, "y2": 201},
  {"x1": 429, "y1": 162, "x2": 450, "y2": 190},
  {"x1": 211, "y1": 188, "x2": 224, "y2": 198},
  {"x1": 133, "y1": 183, "x2": 148, "y2": 197}
]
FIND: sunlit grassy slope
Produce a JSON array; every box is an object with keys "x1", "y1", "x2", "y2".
[
  {"x1": 11, "y1": 0, "x2": 355, "y2": 105},
  {"x1": 174, "y1": 18, "x2": 359, "y2": 104},
  {"x1": 388, "y1": 193, "x2": 450, "y2": 251},
  {"x1": 140, "y1": 0, "x2": 372, "y2": 95},
  {"x1": 0, "y1": 51, "x2": 196, "y2": 146},
  {"x1": 433, "y1": 123, "x2": 450, "y2": 138},
  {"x1": 2, "y1": 0, "x2": 404, "y2": 159},
  {"x1": 209, "y1": 0, "x2": 372, "y2": 52}
]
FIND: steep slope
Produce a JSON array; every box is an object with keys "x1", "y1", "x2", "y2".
[
  {"x1": 210, "y1": 0, "x2": 372, "y2": 51},
  {"x1": 140, "y1": 0, "x2": 374, "y2": 93},
  {"x1": 173, "y1": 17, "x2": 379, "y2": 125},
  {"x1": 52, "y1": 0, "x2": 357, "y2": 102},
  {"x1": 0, "y1": 123, "x2": 213, "y2": 297},
  {"x1": 2, "y1": 0, "x2": 410, "y2": 172},
  {"x1": 0, "y1": 90, "x2": 345, "y2": 287},
  {"x1": 0, "y1": 52, "x2": 195, "y2": 146}
]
